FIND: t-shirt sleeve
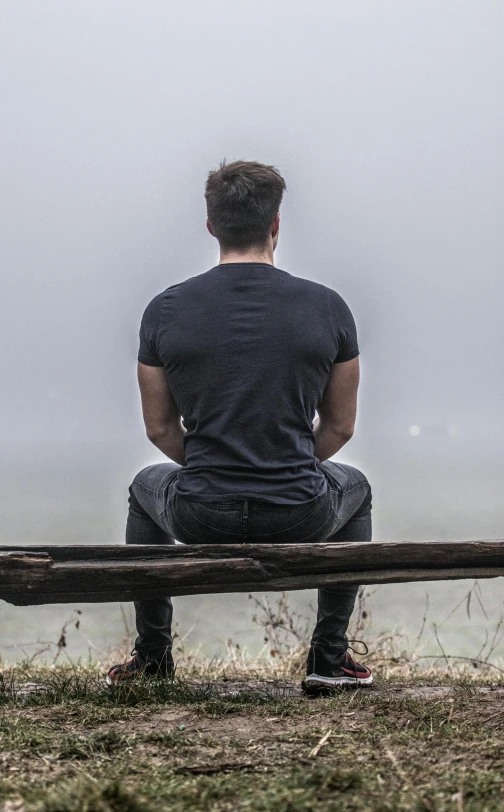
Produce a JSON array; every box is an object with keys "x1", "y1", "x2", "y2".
[
  {"x1": 138, "y1": 295, "x2": 164, "y2": 367},
  {"x1": 326, "y1": 289, "x2": 359, "y2": 363}
]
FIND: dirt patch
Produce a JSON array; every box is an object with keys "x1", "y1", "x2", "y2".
[
  {"x1": 3, "y1": 674, "x2": 504, "y2": 811},
  {"x1": 84, "y1": 678, "x2": 504, "y2": 742}
]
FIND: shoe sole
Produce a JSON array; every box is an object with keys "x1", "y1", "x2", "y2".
[{"x1": 302, "y1": 673, "x2": 373, "y2": 693}]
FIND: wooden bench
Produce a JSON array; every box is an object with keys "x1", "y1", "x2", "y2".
[{"x1": 1, "y1": 541, "x2": 503, "y2": 605}]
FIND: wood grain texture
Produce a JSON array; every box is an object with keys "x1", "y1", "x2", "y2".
[
  {"x1": 2, "y1": 540, "x2": 504, "y2": 567},
  {"x1": 0, "y1": 542, "x2": 503, "y2": 605}
]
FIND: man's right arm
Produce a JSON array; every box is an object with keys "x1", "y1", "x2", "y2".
[{"x1": 313, "y1": 356, "x2": 360, "y2": 462}]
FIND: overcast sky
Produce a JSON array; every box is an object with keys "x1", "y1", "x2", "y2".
[{"x1": 1, "y1": 0, "x2": 502, "y2": 451}]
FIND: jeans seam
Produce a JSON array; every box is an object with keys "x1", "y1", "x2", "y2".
[
  {"x1": 180, "y1": 498, "x2": 326, "y2": 535},
  {"x1": 169, "y1": 515, "x2": 210, "y2": 544},
  {"x1": 171, "y1": 507, "x2": 246, "y2": 542},
  {"x1": 253, "y1": 508, "x2": 337, "y2": 544},
  {"x1": 294, "y1": 510, "x2": 339, "y2": 544},
  {"x1": 172, "y1": 510, "x2": 245, "y2": 536},
  {"x1": 330, "y1": 482, "x2": 368, "y2": 498},
  {"x1": 132, "y1": 471, "x2": 178, "y2": 497},
  {"x1": 132, "y1": 482, "x2": 162, "y2": 497}
]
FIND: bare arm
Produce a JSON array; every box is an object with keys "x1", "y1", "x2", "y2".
[
  {"x1": 313, "y1": 356, "x2": 360, "y2": 462},
  {"x1": 137, "y1": 362, "x2": 187, "y2": 466}
]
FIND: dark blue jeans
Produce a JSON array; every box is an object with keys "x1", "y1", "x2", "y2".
[{"x1": 126, "y1": 461, "x2": 372, "y2": 670}]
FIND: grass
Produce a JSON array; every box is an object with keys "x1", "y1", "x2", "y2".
[
  {"x1": 1, "y1": 589, "x2": 504, "y2": 811},
  {"x1": 0, "y1": 671, "x2": 504, "y2": 811},
  {"x1": 1, "y1": 660, "x2": 504, "y2": 810}
]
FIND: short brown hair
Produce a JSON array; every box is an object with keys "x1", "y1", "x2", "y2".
[{"x1": 205, "y1": 159, "x2": 286, "y2": 251}]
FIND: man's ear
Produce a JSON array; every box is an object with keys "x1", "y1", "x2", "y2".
[
  {"x1": 206, "y1": 218, "x2": 216, "y2": 237},
  {"x1": 271, "y1": 212, "x2": 280, "y2": 238}
]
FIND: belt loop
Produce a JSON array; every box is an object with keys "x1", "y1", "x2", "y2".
[{"x1": 243, "y1": 499, "x2": 248, "y2": 519}]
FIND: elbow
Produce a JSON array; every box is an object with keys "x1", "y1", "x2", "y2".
[
  {"x1": 338, "y1": 428, "x2": 354, "y2": 445},
  {"x1": 146, "y1": 425, "x2": 168, "y2": 444},
  {"x1": 317, "y1": 414, "x2": 355, "y2": 443},
  {"x1": 340, "y1": 426, "x2": 354, "y2": 442},
  {"x1": 329, "y1": 423, "x2": 355, "y2": 443}
]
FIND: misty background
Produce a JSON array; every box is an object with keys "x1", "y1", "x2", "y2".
[{"x1": 1, "y1": 1, "x2": 503, "y2": 664}]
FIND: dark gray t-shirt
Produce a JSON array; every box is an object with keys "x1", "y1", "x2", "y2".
[{"x1": 138, "y1": 263, "x2": 359, "y2": 504}]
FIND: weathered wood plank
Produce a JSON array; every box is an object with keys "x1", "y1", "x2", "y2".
[
  {"x1": 0, "y1": 552, "x2": 53, "y2": 585},
  {"x1": 1, "y1": 540, "x2": 504, "y2": 571},
  {"x1": 0, "y1": 542, "x2": 503, "y2": 606},
  {"x1": 40, "y1": 557, "x2": 271, "y2": 592},
  {"x1": 1, "y1": 566, "x2": 504, "y2": 606}
]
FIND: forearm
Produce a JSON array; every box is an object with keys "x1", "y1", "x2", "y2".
[
  {"x1": 147, "y1": 419, "x2": 187, "y2": 466},
  {"x1": 312, "y1": 415, "x2": 353, "y2": 463}
]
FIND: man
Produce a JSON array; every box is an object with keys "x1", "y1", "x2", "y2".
[{"x1": 107, "y1": 160, "x2": 373, "y2": 692}]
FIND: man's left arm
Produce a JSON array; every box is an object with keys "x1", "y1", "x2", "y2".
[{"x1": 137, "y1": 362, "x2": 187, "y2": 465}]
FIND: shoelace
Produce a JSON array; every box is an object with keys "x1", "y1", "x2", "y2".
[{"x1": 347, "y1": 639, "x2": 369, "y2": 657}]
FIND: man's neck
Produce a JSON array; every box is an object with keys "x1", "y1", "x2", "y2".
[{"x1": 218, "y1": 246, "x2": 275, "y2": 266}]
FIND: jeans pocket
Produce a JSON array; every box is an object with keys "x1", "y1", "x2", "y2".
[
  {"x1": 248, "y1": 495, "x2": 332, "y2": 543},
  {"x1": 171, "y1": 496, "x2": 244, "y2": 543}
]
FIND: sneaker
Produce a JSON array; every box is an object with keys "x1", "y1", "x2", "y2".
[
  {"x1": 105, "y1": 650, "x2": 174, "y2": 686},
  {"x1": 302, "y1": 645, "x2": 373, "y2": 694}
]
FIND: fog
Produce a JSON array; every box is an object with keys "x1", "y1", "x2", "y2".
[{"x1": 1, "y1": 1, "x2": 503, "y2": 662}]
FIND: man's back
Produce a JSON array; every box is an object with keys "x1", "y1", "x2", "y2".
[
  {"x1": 107, "y1": 160, "x2": 373, "y2": 691},
  {"x1": 138, "y1": 261, "x2": 359, "y2": 504}
]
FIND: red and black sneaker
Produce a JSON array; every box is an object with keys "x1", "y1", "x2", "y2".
[
  {"x1": 105, "y1": 650, "x2": 174, "y2": 686},
  {"x1": 302, "y1": 644, "x2": 373, "y2": 694}
]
